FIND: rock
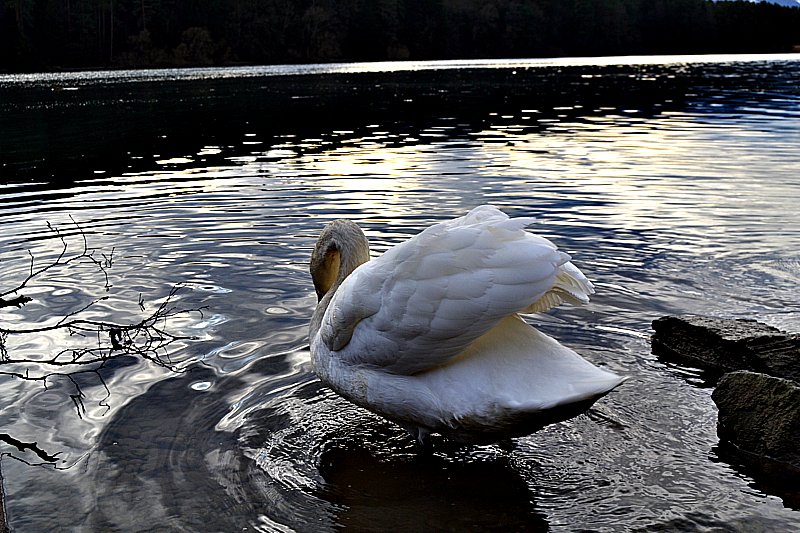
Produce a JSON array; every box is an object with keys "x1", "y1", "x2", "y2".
[
  {"x1": 654, "y1": 315, "x2": 800, "y2": 493},
  {"x1": 712, "y1": 371, "x2": 800, "y2": 469},
  {"x1": 651, "y1": 315, "x2": 800, "y2": 382}
]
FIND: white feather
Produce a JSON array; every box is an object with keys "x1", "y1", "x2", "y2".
[{"x1": 309, "y1": 205, "x2": 623, "y2": 444}]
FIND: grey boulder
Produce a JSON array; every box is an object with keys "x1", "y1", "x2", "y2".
[{"x1": 712, "y1": 371, "x2": 800, "y2": 469}]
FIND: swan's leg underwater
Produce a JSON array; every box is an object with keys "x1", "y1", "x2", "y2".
[{"x1": 402, "y1": 424, "x2": 433, "y2": 450}]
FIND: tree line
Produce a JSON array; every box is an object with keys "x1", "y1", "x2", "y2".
[{"x1": 2, "y1": 0, "x2": 800, "y2": 72}]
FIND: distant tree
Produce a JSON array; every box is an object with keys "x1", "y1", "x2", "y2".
[
  {"x1": 2, "y1": 0, "x2": 800, "y2": 73},
  {"x1": 502, "y1": 0, "x2": 548, "y2": 56},
  {"x1": 173, "y1": 26, "x2": 218, "y2": 65},
  {"x1": 302, "y1": 1, "x2": 342, "y2": 60}
]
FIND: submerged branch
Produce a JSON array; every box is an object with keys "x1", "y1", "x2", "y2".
[
  {"x1": 0, "y1": 284, "x2": 206, "y2": 384},
  {"x1": 0, "y1": 217, "x2": 110, "y2": 301},
  {"x1": 0, "y1": 433, "x2": 61, "y2": 463},
  {"x1": 0, "y1": 219, "x2": 207, "y2": 424},
  {"x1": 0, "y1": 295, "x2": 33, "y2": 309}
]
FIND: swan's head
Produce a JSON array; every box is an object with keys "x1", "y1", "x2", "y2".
[{"x1": 310, "y1": 219, "x2": 370, "y2": 301}]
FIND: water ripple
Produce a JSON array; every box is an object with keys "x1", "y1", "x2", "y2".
[{"x1": 2, "y1": 57, "x2": 799, "y2": 531}]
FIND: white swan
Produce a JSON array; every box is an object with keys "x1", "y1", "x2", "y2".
[{"x1": 309, "y1": 205, "x2": 624, "y2": 445}]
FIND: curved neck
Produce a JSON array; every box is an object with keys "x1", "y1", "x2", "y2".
[{"x1": 309, "y1": 219, "x2": 370, "y2": 337}]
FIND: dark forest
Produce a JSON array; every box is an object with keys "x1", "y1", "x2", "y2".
[{"x1": 2, "y1": 0, "x2": 800, "y2": 72}]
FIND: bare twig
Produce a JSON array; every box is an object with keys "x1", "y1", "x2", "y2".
[
  {"x1": 0, "y1": 219, "x2": 207, "y2": 462},
  {"x1": 0, "y1": 219, "x2": 103, "y2": 300},
  {"x1": 0, "y1": 433, "x2": 60, "y2": 463},
  {"x1": 0, "y1": 295, "x2": 32, "y2": 309},
  {"x1": 0, "y1": 284, "x2": 206, "y2": 378}
]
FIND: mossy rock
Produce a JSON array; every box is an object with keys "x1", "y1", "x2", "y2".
[{"x1": 712, "y1": 371, "x2": 800, "y2": 468}]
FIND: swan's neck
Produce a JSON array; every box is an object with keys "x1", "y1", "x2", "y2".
[{"x1": 309, "y1": 219, "x2": 369, "y2": 337}]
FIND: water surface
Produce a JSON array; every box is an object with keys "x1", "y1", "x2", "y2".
[{"x1": 1, "y1": 55, "x2": 799, "y2": 531}]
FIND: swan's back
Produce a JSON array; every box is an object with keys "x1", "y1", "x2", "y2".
[{"x1": 316, "y1": 205, "x2": 593, "y2": 375}]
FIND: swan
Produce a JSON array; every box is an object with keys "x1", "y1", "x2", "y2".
[{"x1": 309, "y1": 205, "x2": 624, "y2": 445}]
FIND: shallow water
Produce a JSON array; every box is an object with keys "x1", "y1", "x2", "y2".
[{"x1": 1, "y1": 55, "x2": 799, "y2": 531}]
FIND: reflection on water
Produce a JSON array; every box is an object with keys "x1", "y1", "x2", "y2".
[
  {"x1": 316, "y1": 434, "x2": 548, "y2": 532},
  {"x1": 1, "y1": 55, "x2": 799, "y2": 531}
]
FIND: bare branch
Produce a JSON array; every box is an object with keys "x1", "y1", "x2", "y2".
[
  {"x1": 0, "y1": 286, "x2": 206, "y2": 370},
  {"x1": 0, "y1": 433, "x2": 61, "y2": 463},
  {"x1": 1, "y1": 225, "x2": 68, "y2": 300},
  {"x1": 0, "y1": 295, "x2": 32, "y2": 309},
  {"x1": 0, "y1": 217, "x2": 110, "y2": 301},
  {"x1": 1, "y1": 219, "x2": 207, "y2": 456}
]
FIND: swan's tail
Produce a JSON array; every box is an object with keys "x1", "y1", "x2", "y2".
[{"x1": 522, "y1": 257, "x2": 595, "y2": 314}]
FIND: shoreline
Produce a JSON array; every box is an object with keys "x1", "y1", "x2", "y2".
[{"x1": 1, "y1": 51, "x2": 799, "y2": 78}]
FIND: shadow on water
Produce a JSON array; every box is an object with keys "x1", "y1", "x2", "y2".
[
  {"x1": 712, "y1": 442, "x2": 800, "y2": 512},
  {"x1": 87, "y1": 352, "x2": 297, "y2": 532},
  {"x1": 315, "y1": 430, "x2": 549, "y2": 532},
  {"x1": 88, "y1": 348, "x2": 549, "y2": 531},
  {"x1": 89, "y1": 364, "x2": 251, "y2": 531}
]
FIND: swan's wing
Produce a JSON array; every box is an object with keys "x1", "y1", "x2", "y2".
[
  {"x1": 420, "y1": 315, "x2": 625, "y2": 417},
  {"x1": 318, "y1": 205, "x2": 594, "y2": 375}
]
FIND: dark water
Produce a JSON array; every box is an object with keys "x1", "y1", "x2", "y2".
[{"x1": 1, "y1": 55, "x2": 799, "y2": 531}]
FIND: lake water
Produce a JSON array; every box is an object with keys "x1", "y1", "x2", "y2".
[{"x1": 1, "y1": 55, "x2": 799, "y2": 531}]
